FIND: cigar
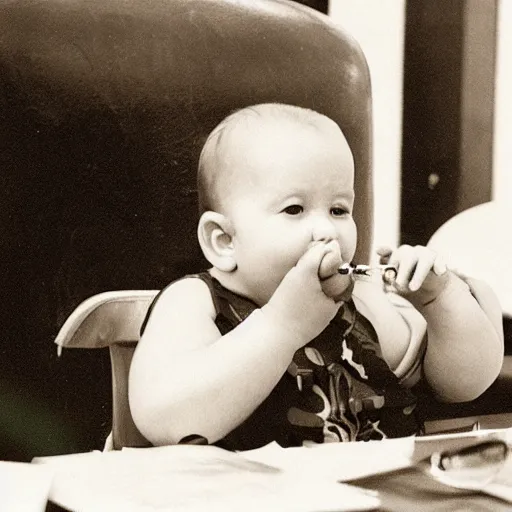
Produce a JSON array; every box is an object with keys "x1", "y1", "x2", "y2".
[{"x1": 338, "y1": 264, "x2": 397, "y2": 285}]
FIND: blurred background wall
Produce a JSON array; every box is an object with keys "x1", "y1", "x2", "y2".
[
  {"x1": 329, "y1": 0, "x2": 406, "y2": 255},
  {"x1": 493, "y1": 0, "x2": 512, "y2": 206},
  {"x1": 330, "y1": 0, "x2": 505, "y2": 253}
]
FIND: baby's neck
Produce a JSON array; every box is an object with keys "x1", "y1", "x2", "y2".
[{"x1": 208, "y1": 267, "x2": 262, "y2": 305}]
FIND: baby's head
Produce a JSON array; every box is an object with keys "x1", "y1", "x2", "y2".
[{"x1": 197, "y1": 103, "x2": 357, "y2": 305}]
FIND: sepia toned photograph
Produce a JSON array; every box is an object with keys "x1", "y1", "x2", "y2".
[{"x1": 1, "y1": 0, "x2": 511, "y2": 510}]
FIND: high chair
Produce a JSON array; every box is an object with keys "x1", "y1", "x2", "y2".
[
  {"x1": 5, "y1": 0, "x2": 373, "y2": 451},
  {"x1": 54, "y1": 291, "x2": 158, "y2": 450}
]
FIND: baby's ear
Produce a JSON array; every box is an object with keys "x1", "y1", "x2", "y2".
[{"x1": 197, "y1": 211, "x2": 237, "y2": 272}]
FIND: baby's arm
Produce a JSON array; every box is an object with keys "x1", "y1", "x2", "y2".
[
  {"x1": 129, "y1": 243, "x2": 341, "y2": 446},
  {"x1": 129, "y1": 277, "x2": 295, "y2": 446},
  {"x1": 379, "y1": 245, "x2": 504, "y2": 402},
  {"x1": 413, "y1": 272, "x2": 503, "y2": 402},
  {"x1": 352, "y1": 279, "x2": 416, "y2": 372}
]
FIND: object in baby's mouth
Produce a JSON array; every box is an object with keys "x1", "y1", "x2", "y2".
[{"x1": 338, "y1": 264, "x2": 397, "y2": 285}]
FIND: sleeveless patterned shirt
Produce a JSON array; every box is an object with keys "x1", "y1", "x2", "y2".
[{"x1": 142, "y1": 272, "x2": 422, "y2": 450}]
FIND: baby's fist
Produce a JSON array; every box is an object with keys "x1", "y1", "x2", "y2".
[
  {"x1": 317, "y1": 240, "x2": 342, "y2": 279},
  {"x1": 317, "y1": 240, "x2": 353, "y2": 302},
  {"x1": 377, "y1": 245, "x2": 450, "y2": 306}
]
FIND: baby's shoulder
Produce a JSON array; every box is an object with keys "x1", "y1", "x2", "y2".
[{"x1": 149, "y1": 274, "x2": 217, "y2": 322}]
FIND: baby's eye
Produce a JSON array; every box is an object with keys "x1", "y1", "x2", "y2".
[
  {"x1": 331, "y1": 207, "x2": 348, "y2": 217},
  {"x1": 283, "y1": 205, "x2": 304, "y2": 215}
]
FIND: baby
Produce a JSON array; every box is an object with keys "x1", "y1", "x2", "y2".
[{"x1": 129, "y1": 104, "x2": 503, "y2": 450}]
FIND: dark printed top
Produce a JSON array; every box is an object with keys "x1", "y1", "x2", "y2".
[{"x1": 142, "y1": 272, "x2": 423, "y2": 450}]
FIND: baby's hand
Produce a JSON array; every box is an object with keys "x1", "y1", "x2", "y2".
[
  {"x1": 377, "y1": 245, "x2": 450, "y2": 306},
  {"x1": 317, "y1": 240, "x2": 342, "y2": 279},
  {"x1": 261, "y1": 242, "x2": 342, "y2": 350},
  {"x1": 317, "y1": 240, "x2": 353, "y2": 302}
]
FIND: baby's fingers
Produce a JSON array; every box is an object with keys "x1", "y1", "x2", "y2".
[
  {"x1": 387, "y1": 245, "x2": 416, "y2": 289},
  {"x1": 295, "y1": 242, "x2": 329, "y2": 277},
  {"x1": 408, "y1": 251, "x2": 437, "y2": 291},
  {"x1": 376, "y1": 246, "x2": 393, "y2": 265},
  {"x1": 432, "y1": 254, "x2": 448, "y2": 276}
]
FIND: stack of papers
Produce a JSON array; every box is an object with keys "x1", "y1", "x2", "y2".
[
  {"x1": 0, "y1": 460, "x2": 53, "y2": 512},
  {"x1": 34, "y1": 444, "x2": 380, "y2": 511},
  {"x1": 242, "y1": 437, "x2": 415, "y2": 482},
  {"x1": 31, "y1": 427, "x2": 512, "y2": 510}
]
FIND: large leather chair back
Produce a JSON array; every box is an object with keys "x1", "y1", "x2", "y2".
[{"x1": 0, "y1": 0, "x2": 372, "y2": 453}]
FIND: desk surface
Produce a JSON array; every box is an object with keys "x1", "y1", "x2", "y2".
[
  {"x1": 356, "y1": 468, "x2": 511, "y2": 512},
  {"x1": 31, "y1": 428, "x2": 512, "y2": 512},
  {"x1": 425, "y1": 412, "x2": 512, "y2": 435}
]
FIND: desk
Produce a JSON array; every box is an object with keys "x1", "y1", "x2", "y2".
[
  {"x1": 425, "y1": 411, "x2": 512, "y2": 435},
  {"x1": 352, "y1": 429, "x2": 512, "y2": 511},
  {"x1": 32, "y1": 429, "x2": 512, "y2": 511}
]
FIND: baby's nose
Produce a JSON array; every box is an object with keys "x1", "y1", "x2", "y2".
[{"x1": 311, "y1": 215, "x2": 337, "y2": 242}]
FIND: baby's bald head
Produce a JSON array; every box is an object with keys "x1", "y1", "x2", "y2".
[{"x1": 197, "y1": 103, "x2": 342, "y2": 215}]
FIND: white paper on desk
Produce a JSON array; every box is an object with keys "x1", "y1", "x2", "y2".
[
  {"x1": 0, "y1": 460, "x2": 53, "y2": 512},
  {"x1": 242, "y1": 437, "x2": 415, "y2": 482},
  {"x1": 33, "y1": 445, "x2": 380, "y2": 511},
  {"x1": 484, "y1": 453, "x2": 512, "y2": 503}
]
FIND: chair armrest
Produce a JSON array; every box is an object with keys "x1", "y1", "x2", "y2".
[{"x1": 55, "y1": 291, "x2": 158, "y2": 350}]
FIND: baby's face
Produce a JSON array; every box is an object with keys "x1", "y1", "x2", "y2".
[{"x1": 221, "y1": 119, "x2": 357, "y2": 306}]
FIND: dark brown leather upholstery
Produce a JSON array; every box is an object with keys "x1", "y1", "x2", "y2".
[
  {"x1": 1, "y1": 0, "x2": 372, "y2": 278},
  {"x1": 1, "y1": 0, "x2": 373, "y2": 453}
]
